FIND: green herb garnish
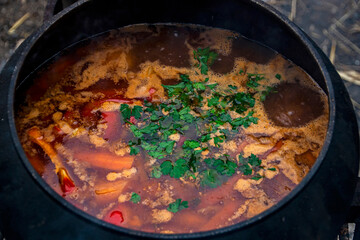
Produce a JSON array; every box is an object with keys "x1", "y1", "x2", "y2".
[
  {"x1": 130, "y1": 192, "x2": 141, "y2": 204},
  {"x1": 167, "y1": 199, "x2": 189, "y2": 213},
  {"x1": 193, "y1": 47, "x2": 218, "y2": 75}
]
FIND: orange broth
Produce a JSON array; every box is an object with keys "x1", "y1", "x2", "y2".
[{"x1": 16, "y1": 24, "x2": 328, "y2": 234}]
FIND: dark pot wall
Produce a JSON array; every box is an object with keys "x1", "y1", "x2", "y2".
[{"x1": 0, "y1": 0, "x2": 358, "y2": 239}]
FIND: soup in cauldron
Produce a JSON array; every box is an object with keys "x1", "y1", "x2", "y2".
[{"x1": 16, "y1": 24, "x2": 328, "y2": 234}]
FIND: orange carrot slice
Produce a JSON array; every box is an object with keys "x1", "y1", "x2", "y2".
[
  {"x1": 28, "y1": 126, "x2": 63, "y2": 172},
  {"x1": 74, "y1": 151, "x2": 134, "y2": 170},
  {"x1": 28, "y1": 126, "x2": 75, "y2": 194}
]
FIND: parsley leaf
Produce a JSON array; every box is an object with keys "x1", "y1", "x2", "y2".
[
  {"x1": 130, "y1": 146, "x2": 140, "y2": 155},
  {"x1": 162, "y1": 82, "x2": 186, "y2": 97},
  {"x1": 170, "y1": 159, "x2": 189, "y2": 178},
  {"x1": 193, "y1": 47, "x2": 218, "y2": 75},
  {"x1": 120, "y1": 104, "x2": 143, "y2": 120},
  {"x1": 213, "y1": 159, "x2": 237, "y2": 176},
  {"x1": 132, "y1": 106, "x2": 143, "y2": 119},
  {"x1": 251, "y1": 173, "x2": 263, "y2": 181},
  {"x1": 130, "y1": 192, "x2": 141, "y2": 203},
  {"x1": 120, "y1": 104, "x2": 132, "y2": 120},
  {"x1": 246, "y1": 73, "x2": 265, "y2": 90},
  {"x1": 231, "y1": 111, "x2": 258, "y2": 129},
  {"x1": 160, "y1": 161, "x2": 173, "y2": 175},
  {"x1": 248, "y1": 154, "x2": 261, "y2": 167},
  {"x1": 167, "y1": 199, "x2": 189, "y2": 213},
  {"x1": 200, "y1": 169, "x2": 222, "y2": 188},
  {"x1": 182, "y1": 140, "x2": 200, "y2": 149},
  {"x1": 151, "y1": 166, "x2": 162, "y2": 178}
]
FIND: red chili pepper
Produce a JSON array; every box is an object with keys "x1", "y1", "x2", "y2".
[
  {"x1": 129, "y1": 116, "x2": 137, "y2": 124},
  {"x1": 149, "y1": 88, "x2": 156, "y2": 95},
  {"x1": 147, "y1": 88, "x2": 157, "y2": 101},
  {"x1": 53, "y1": 125, "x2": 63, "y2": 134},
  {"x1": 57, "y1": 168, "x2": 76, "y2": 196},
  {"x1": 108, "y1": 210, "x2": 124, "y2": 225}
]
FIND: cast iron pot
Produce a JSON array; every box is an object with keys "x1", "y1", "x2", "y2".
[{"x1": 0, "y1": 0, "x2": 359, "y2": 239}]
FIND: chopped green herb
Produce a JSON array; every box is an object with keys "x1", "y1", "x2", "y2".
[
  {"x1": 151, "y1": 166, "x2": 162, "y2": 178},
  {"x1": 120, "y1": 104, "x2": 143, "y2": 120},
  {"x1": 200, "y1": 134, "x2": 211, "y2": 143},
  {"x1": 231, "y1": 111, "x2": 258, "y2": 129},
  {"x1": 200, "y1": 169, "x2": 222, "y2": 188},
  {"x1": 246, "y1": 73, "x2": 265, "y2": 90},
  {"x1": 183, "y1": 140, "x2": 200, "y2": 149},
  {"x1": 170, "y1": 159, "x2": 189, "y2": 178},
  {"x1": 268, "y1": 168, "x2": 276, "y2": 171},
  {"x1": 193, "y1": 47, "x2": 218, "y2": 75},
  {"x1": 132, "y1": 106, "x2": 143, "y2": 119},
  {"x1": 167, "y1": 199, "x2": 189, "y2": 213},
  {"x1": 120, "y1": 104, "x2": 131, "y2": 120},
  {"x1": 275, "y1": 73, "x2": 282, "y2": 80},
  {"x1": 248, "y1": 154, "x2": 261, "y2": 167},
  {"x1": 251, "y1": 174, "x2": 263, "y2": 181},
  {"x1": 130, "y1": 146, "x2": 140, "y2": 155},
  {"x1": 228, "y1": 85, "x2": 237, "y2": 90},
  {"x1": 130, "y1": 192, "x2": 141, "y2": 203}
]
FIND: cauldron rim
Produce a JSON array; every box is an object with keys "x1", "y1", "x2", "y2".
[{"x1": 6, "y1": 0, "x2": 336, "y2": 238}]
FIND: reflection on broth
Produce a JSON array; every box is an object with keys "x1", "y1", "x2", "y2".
[{"x1": 16, "y1": 24, "x2": 328, "y2": 234}]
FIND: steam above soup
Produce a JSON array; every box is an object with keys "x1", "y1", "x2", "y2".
[{"x1": 16, "y1": 24, "x2": 328, "y2": 234}]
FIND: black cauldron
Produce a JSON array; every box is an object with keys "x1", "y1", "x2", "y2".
[{"x1": 0, "y1": 0, "x2": 359, "y2": 239}]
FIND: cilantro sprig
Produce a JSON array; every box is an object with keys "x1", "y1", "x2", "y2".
[
  {"x1": 167, "y1": 199, "x2": 189, "y2": 213},
  {"x1": 193, "y1": 47, "x2": 218, "y2": 75},
  {"x1": 120, "y1": 104, "x2": 143, "y2": 121},
  {"x1": 130, "y1": 192, "x2": 141, "y2": 204},
  {"x1": 238, "y1": 154, "x2": 264, "y2": 180}
]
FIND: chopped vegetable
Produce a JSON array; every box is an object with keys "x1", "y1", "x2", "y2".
[
  {"x1": 167, "y1": 199, "x2": 189, "y2": 213},
  {"x1": 74, "y1": 152, "x2": 134, "y2": 170},
  {"x1": 130, "y1": 192, "x2": 141, "y2": 203},
  {"x1": 193, "y1": 47, "x2": 218, "y2": 75}
]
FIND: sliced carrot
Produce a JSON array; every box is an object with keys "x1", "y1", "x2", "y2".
[
  {"x1": 94, "y1": 180, "x2": 128, "y2": 203},
  {"x1": 94, "y1": 180, "x2": 128, "y2": 195},
  {"x1": 28, "y1": 126, "x2": 76, "y2": 195},
  {"x1": 74, "y1": 151, "x2": 134, "y2": 170},
  {"x1": 200, "y1": 200, "x2": 238, "y2": 231},
  {"x1": 28, "y1": 126, "x2": 63, "y2": 172},
  {"x1": 58, "y1": 168, "x2": 76, "y2": 194}
]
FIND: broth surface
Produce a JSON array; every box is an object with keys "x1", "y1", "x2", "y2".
[{"x1": 16, "y1": 24, "x2": 328, "y2": 234}]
